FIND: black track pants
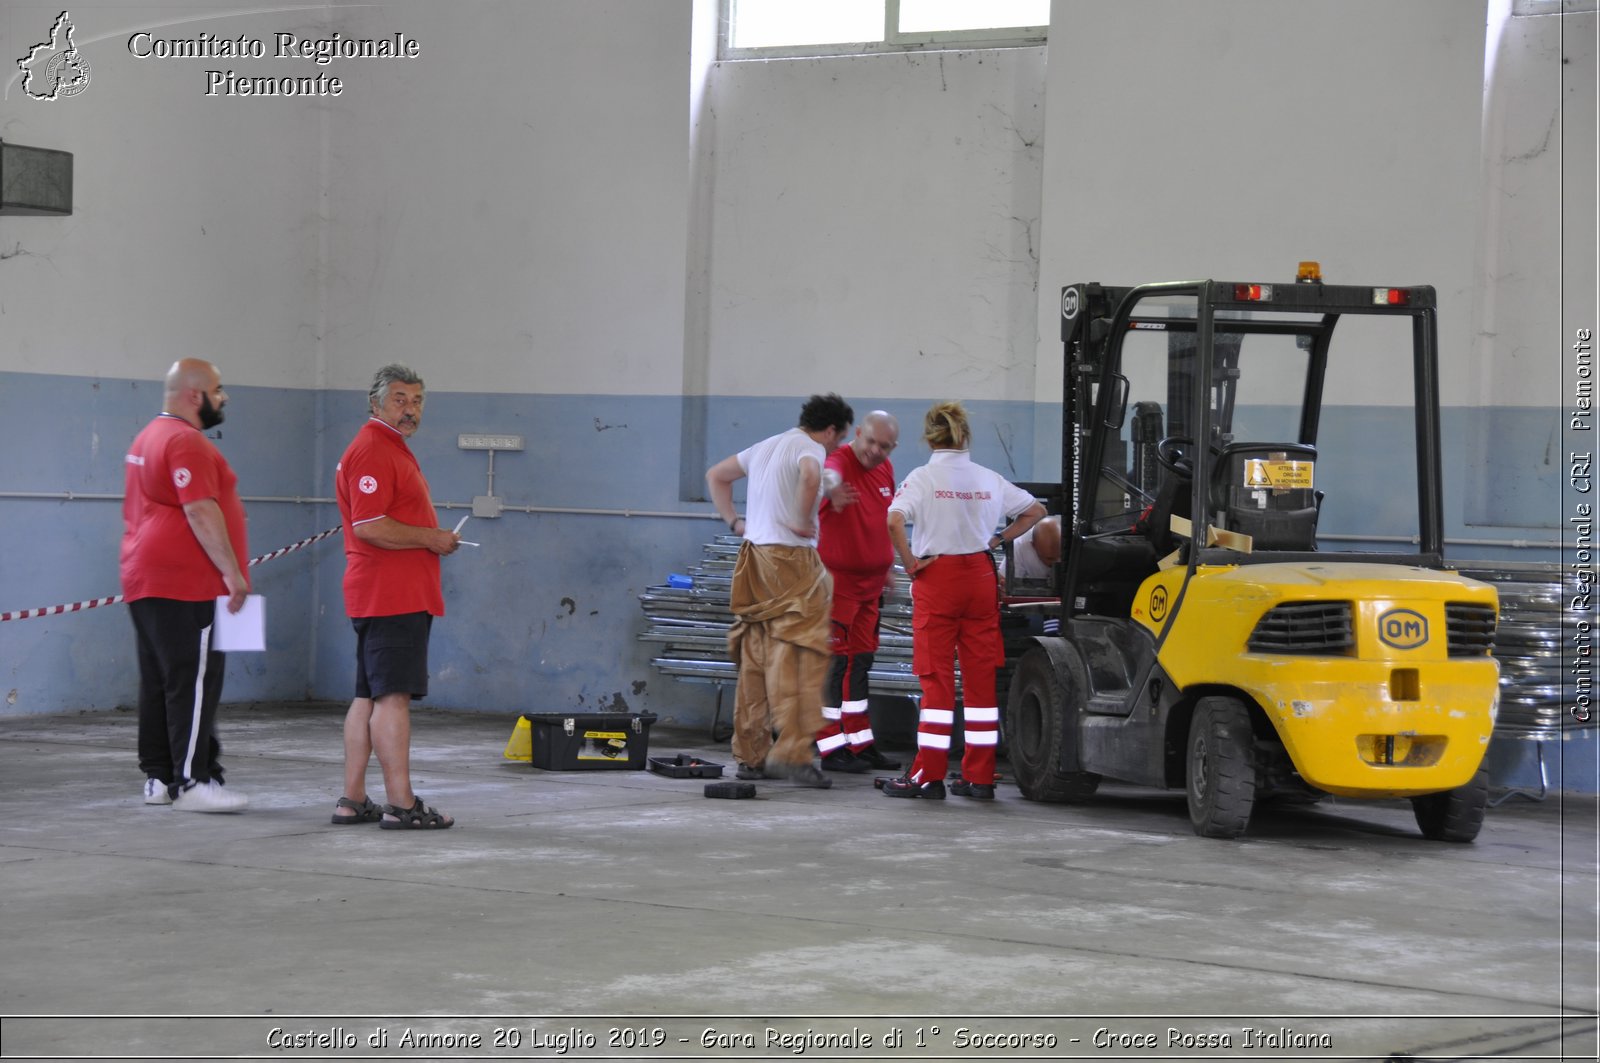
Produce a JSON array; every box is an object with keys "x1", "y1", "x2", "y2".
[{"x1": 129, "y1": 597, "x2": 226, "y2": 788}]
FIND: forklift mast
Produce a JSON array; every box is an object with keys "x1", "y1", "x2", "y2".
[{"x1": 1050, "y1": 272, "x2": 1447, "y2": 621}]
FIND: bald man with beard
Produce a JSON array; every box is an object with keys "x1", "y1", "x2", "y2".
[{"x1": 121, "y1": 358, "x2": 251, "y2": 813}]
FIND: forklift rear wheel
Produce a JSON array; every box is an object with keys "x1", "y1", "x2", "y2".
[
  {"x1": 1004, "y1": 646, "x2": 1100, "y2": 803},
  {"x1": 1411, "y1": 765, "x2": 1489, "y2": 842},
  {"x1": 1186, "y1": 696, "x2": 1257, "y2": 838}
]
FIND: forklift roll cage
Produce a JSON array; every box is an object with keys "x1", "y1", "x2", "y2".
[{"x1": 1045, "y1": 277, "x2": 1447, "y2": 617}]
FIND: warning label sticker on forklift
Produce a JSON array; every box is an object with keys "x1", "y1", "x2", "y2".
[{"x1": 1242, "y1": 458, "x2": 1314, "y2": 490}]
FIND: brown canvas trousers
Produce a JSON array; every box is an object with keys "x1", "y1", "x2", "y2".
[{"x1": 726, "y1": 543, "x2": 832, "y2": 769}]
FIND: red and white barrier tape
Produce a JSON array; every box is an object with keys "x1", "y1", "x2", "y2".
[
  {"x1": 0, "y1": 525, "x2": 342, "y2": 622},
  {"x1": 245, "y1": 525, "x2": 341, "y2": 568}
]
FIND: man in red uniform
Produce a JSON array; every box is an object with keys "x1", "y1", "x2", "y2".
[
  {"x1": 121, "y1": 358, "x2": 250, "y2": 812},
  {"x1": 815, "y1": 410, "x2": 903, "y2": 773},
  {"x1": 332, "y1": 365, "x2": 461, "y2": 829}
]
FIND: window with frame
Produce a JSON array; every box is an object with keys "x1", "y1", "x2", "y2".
[
  {"x1": 722, "y1": 0, "x2": 1050, "y2": 59},
  {"x1": 1511, "y1": 0, "x2": 1597, "y2": 15}
]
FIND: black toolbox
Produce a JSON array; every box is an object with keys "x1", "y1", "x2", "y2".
[{"x1": 520, "y1": 712, "x2": 656, "y2": 771}]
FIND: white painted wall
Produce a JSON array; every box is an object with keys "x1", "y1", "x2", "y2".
[
  {"x1": 1475, "y1": 0, "x2": 1597, "y2": 407},
  {"x1": 0, "y1": 0, "x2": 693, "y2": 398},
  {"x1": 7, "y1": 0, "x2": 1581, "y2": 420},
  {"x1": 1035, "y1": 0, "x2": 1489, "y2": 410},
  {"x1": 325, "y1": 0, "x2": 693, "y2": 396},
  {"x1": 701, "y1": 47, "x2": 1047, "y2": 402},
  {"x1": 0, "y1": 3, "x2": 324, "y2": 388}
]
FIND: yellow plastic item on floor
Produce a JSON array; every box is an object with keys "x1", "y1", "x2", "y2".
[{"x1": 503, "y1": 716, "x2": 532, "y2": 761}]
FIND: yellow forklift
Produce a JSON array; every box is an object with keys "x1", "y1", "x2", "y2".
[{"x1": 1002, "y1": 264, "x2": 1500, "y2": 840}]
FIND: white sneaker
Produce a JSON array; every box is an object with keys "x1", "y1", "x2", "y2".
[
  {"x1": 172, "y1": 780, "x2": 248, "y2": 813},
  {"x1": 143, "y1": 778, "x2": 173, "y2": 806}
]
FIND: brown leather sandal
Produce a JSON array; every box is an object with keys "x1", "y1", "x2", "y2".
[
  {"x1": 379, "y1": 796, "x2": 454, "y2": 830},
  {"x1": 331, "y1": 795, "x2": 382, "y2": 825}
]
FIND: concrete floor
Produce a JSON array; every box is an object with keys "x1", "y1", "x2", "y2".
[{"x1": 1, "y1": 702, "x2": 1596, "y2": 1062}]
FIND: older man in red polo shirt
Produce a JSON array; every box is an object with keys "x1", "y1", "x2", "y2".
[
  {"x1": 332, "y1": 364, "x2": 461, "y2": 830},
  {"x1": 814, "y1": 410, "x2": 903, "y2": 774}
]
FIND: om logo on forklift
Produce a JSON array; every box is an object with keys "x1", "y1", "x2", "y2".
[{"x1": 1378, "y1": 608, "x2": 1429, "y2": 650}]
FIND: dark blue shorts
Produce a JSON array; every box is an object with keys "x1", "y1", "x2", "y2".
[{"x1": 351, "y1": 612, "x2": 432, "y2": 700}]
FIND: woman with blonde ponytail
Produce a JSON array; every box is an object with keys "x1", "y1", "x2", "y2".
[{"x1": 883, "y1": 402, "x2": 1045, "y2": 799}]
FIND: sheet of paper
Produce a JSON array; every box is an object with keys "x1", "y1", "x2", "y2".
[{"x1": 213, "y1": 594, "x2": 266, "y2": 652}]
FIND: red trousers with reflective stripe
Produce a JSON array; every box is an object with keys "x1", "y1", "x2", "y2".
[
  {"x1": 908, "y1": 552, "x2": 1002, "y2": 785},
  {"x1": 817, "y1": 585, "x2": 882, "y2": 754}
]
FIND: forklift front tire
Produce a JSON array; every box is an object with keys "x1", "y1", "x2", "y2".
[{"x1": 1004, "y1": 645, "x2": 1100, "y2": 804}]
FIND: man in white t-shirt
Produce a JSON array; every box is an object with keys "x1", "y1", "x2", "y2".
[
  {"x1": 707, "y1": 394, "x2": 854, "y2": 788},
  {"x1": 1005, "y1": 514, "x2": 1061, "y2": 581}
]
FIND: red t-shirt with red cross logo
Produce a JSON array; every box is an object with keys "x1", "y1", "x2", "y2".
[
  {"x1": 336, "y1": 418, "x2": 444, "y2": 618},
  {"x1": 120, "y1": 414, "x2": 249, "y2": 602},
  {"x1": 818, "y1": 443, "x2": 896, "y2": 598}
]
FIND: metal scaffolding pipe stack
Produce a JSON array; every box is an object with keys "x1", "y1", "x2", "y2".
[
  {"x1": 1458, "y1": 562, "x2": 1587, "y2": 741},
  {"x1": 638, "y1": 535, "x2": 924, "y2": 695}
]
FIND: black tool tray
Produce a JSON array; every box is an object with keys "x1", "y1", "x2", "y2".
[{"x1": 647, "y1": 753, "x2": 725, "y2": 779}]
